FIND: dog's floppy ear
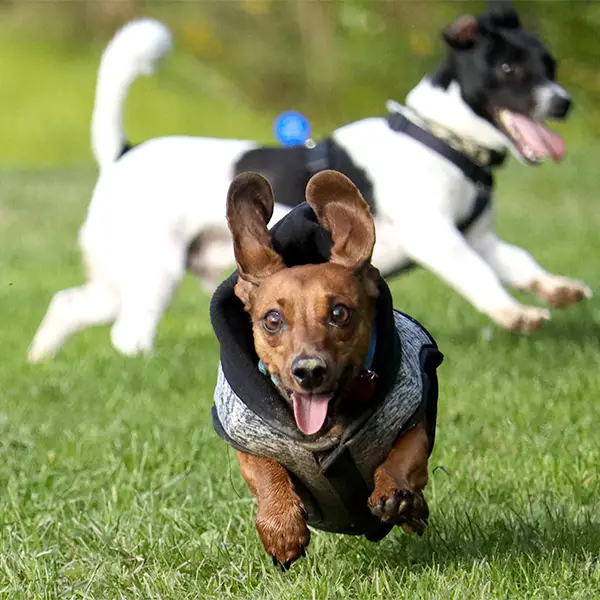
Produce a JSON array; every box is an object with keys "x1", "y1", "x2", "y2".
[
  {"x1": 305, "y1": 170, "x2": 375, "y2": 272},
  {"x1": 442, "y1": 15, "x2": 480, "y2": 50},
  {"x1": 226, "y1": 172, "x2": 285, "y2": 308}
]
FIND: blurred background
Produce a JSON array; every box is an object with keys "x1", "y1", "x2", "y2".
[{"x1": 1, "y1": 0, "x2": 599, "y2": 167}]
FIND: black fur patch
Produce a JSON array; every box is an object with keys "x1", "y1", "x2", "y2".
[
  {"x1": 434, "y1": 5, "x2": 560, "y2": 124},
  {"x1": 233, "y1": 140, "x2": 377, "y2": 215}
]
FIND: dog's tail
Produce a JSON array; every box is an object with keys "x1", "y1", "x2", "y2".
[{"x1": 91, "y1": 18, "x2": 173, "y2": 170}]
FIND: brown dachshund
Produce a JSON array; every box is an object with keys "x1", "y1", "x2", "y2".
[{"x1": 211, "y1": 170, "x2": 443, "y2": 569}]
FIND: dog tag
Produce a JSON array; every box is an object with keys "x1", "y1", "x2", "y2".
[
  {"x1": 351, "y1": 370, "x2": 379, "y2": 404},
  {"x1": 274, "y1": 110, "x2": 312, "y2": 147}
]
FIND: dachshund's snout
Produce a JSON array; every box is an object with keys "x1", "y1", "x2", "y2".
[{"x1": 291, "y1": 355, "x2": 328, "y2": 390}]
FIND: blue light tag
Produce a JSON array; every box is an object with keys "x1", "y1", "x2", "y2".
[{"x1": 273, "y1": 110, "x2": 312, "y2": 147}]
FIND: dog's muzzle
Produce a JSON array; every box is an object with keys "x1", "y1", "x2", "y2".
[{"x1": 548, "y1": 94, "x2": 572, "y2": 120}]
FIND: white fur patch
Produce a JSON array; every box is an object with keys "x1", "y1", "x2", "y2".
[
  {"x1": 405, "y1": 79, "x2": 509, "y2": 151},
  {"x1": 532, "y1": 82, "x2": 570, "y2": 121}
]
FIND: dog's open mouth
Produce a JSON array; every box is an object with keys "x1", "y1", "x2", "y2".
[
  {"x1": 494, "y1": 109, "x2": 566, "y2": 164},
  {"x1": 291, "y1": 392, "x2": 334, "y2": 436}
]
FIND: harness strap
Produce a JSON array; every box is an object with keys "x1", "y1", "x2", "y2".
[
  {"x1": 315, "y1": 445, "x2": 393, "y2": 540},
  {"x1": 387, "y1": 111, "x2": 496, "y2": 233},
  {"x1": 457, "y1": 183, "x2": 491, "y2": 233},
  {"x1": 305, "y1": 139, "x2": 332, "y2": 178},
  {"x1": 387, "y1": 111, "x2": 499, "y2": 184}
]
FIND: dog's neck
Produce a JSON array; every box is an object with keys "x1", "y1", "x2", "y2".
[{"x1": 404, "y1": 75, "x2": 510, "y2": 157}]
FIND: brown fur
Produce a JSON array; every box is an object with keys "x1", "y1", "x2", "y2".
[
  {"x1": 368, "y1": 421, "x2": 430, "y2": 534},
  {"x1": 226, "y1": 170, "x2": 430, "y2": 568},
  {"x1": 443, "y1": 15, "x2": 479, "y2": 49},
  {"x1": 237, "y1": 452, "x2": 310, "y2": 568},
  {"x1": 248, "y1": 263, "x2": 376, "y2": 399}
]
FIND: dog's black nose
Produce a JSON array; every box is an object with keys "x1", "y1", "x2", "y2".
[
  {"x1": 291, "y1": 356, "x2": 328, "y2": 390},
  {"x1": 549, "y1": 95, "x2": 572, "y2": 119}
]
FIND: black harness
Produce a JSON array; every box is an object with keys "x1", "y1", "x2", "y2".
[
  {"x1": 306, "y1": 140, "x2": 332, "y2": 178},
  {"x1": 304, "y1": 114, "x2": 506, "y2": 278},
  {"x1": 306, "y1": 112, "x2": 506, "y2": 234},
  {"x1": 305, "y1": 139, "x2": 378, "y2": 215},
  {"x1": 386, "y1": 111, "x2": 506, "y2": 232}
]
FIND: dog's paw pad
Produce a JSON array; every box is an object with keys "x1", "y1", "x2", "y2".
[
  {"x1": 515, "y1": 306, "x2": 551, "y2": 333},
  {"x1": 368, "y1": 489, "x2": 428, "y2": 534},
  {"x1": 491, "y1": 305, "x2": 550, "y2": 334},
  {"x1": 535, "y1": 276, "x2": 593, "y2": 308}
]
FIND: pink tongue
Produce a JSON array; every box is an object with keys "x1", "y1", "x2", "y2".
[
  {"x1": 291, "y1": 392, "x2": 333, "y2": 436},
  {"x1": 510, "y1": 113, "x2": 566, "y2": 162}
]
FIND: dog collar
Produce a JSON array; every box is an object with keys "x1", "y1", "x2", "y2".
[
  {"x1": 351, "y1": 325, "x2": 378, "y2": 404},
  {"x1": 421, "y1": 118, "x2": 507, "y2": 169},
  {"x1": 257, "y1": 322, "x2": 378, "y2": 393},
  {"x1": 363, "y1": 324, "x2": 377, "y2": 370},
  {"x1": 258, "y1": 359, "x2": 281, "y2": 389},
  {"x1": 387, "y1": 104, "x2": 507, "y2": 170}
]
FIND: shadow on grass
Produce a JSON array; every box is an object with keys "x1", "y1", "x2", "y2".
[
  {"x1": 439, "y1": 308, "x2": 600, "y2": 349},
  {"x1": 532, "y1": 310, "x2": 600, "y2": 344},
  {"x1": 356, "y1": 497, "x2": 600, "y2": 573}
]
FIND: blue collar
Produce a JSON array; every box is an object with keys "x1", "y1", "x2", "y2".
[
  {"x1": 258, "y1": 321, "x2": 378, "y2": 384},
  {"x1": 363, "y1": 323, "x2": 377, "y2": 371},
  {"x1": 258, "y1": 358, "x2": 281, "y2": 388}
]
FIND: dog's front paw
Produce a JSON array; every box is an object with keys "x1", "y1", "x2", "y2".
[
  {"x1": 532, "y1": 276, "x2": 593, "y2": 309},
  {"x1": 489, "y1": 304, "x2": 551, "y2": 333},
  {"x1": 256, "y1": 503, "x2": 310, "y2": 570},
  {"x1": 369, "y1": 488, "x2": 429, "y2": 535}
]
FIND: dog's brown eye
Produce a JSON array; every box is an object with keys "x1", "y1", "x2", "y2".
[
  {"x1": 330, "y1": 303, "x2": 351, "y2": 326},
  {"x1": 263, "y1": 310, "x2": 284, "y2": 333}
]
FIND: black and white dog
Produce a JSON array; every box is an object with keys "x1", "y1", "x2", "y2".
[{"x1": 28, "y1": 1, "x2": 591, "y2": 361}]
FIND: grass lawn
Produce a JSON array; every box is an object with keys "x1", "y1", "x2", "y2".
[{"x1": 1, "y1": 144, "x2": 600, "y2": 598}]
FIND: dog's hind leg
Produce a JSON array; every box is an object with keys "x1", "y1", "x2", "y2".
[
  {"x1": 28, "y1": 283, "x2": 119, "y2": 363},
  {"x1": 110, "y1": 263, "x2": 183, "y2": 357}
]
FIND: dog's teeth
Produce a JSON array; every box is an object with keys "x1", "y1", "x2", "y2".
[
  {"x1": 498, "y1": 111, "x2": 543, "y2": 163},
  {"x1": 522, "y1": 145, "x2": 541, "y2": 162}
]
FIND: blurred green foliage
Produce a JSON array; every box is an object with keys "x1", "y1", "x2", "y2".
[{"x1": 1, "y1": 0, "x2": 598, "y2": 166}]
